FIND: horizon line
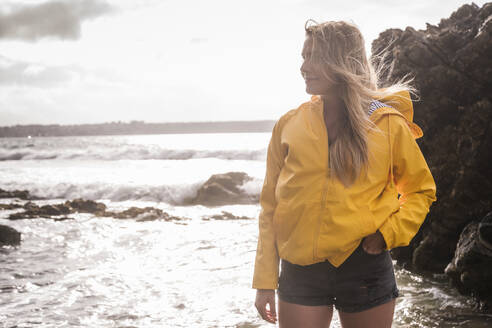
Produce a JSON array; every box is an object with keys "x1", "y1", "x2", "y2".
[{"x1": 0, "y1": 119, "x2": 277, "y2": 129}]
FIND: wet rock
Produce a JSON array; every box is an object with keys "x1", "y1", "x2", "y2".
[
  {"x1": 39, "y1": 204, "x2": 71, "y2": 216},
  {"x1": 202, "y1": 211, "x2": 254, "y2": 221},
  {"x1": 191, "y1": 172, "x2": 258, "y2": 206},
  {"x1": 53, "y1": 217, "x2": 74, "y2": 222},
  {"x1": 372, "y1": 3, "x2": 492, "y2": 273},
  {"x1": 0, "y1": 188, "x2": 32, "y2": 200},
  {"x1": 65, "y1": 198, "x2": 106, "y2": 214},
  {"x1": 0, "y1": 224, "x2": 21, "y2": 246},
  {"x1": 8, "y1": 201, "x2": 75, "y2": 220},
  {"x1": 445, "y1": 212, "x2": 492, "y2": 311},
  {"x1": 0, "y1": 203, "x2": 24, "y2": 210},
  {"x1": 8, "y1": 202, "x2": 45, "y2": 220},
  {"x1": 136, "y1": 210, "x2": 188, "y2": 222},
  {"x1": 24, "y1": 201, "x2": 39, "y2": 211},
  {"x1": 7, "y1": 213, "x2": 30, "y2": 220},
  {"x1": 6, "y1": 197, "x2": 187, "y2": 223},
  {"x1": 102, "y1": 206, "x2": 188, "y2": 222}
]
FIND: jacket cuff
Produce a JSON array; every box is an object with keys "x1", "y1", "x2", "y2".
[
  {"x1": 252, "y1": 283, "x2": 278, "y2": 290},
  {"x1": 378, "y1": 219, "x2": 395, "y2": 251}
]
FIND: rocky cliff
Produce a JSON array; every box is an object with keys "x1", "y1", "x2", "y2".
[{"x1": 371, "y1": 2, "x2": 492, "y2": 309}]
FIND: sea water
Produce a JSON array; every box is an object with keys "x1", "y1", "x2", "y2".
[{"x1": 0, "y1": 133, "x2": 490, "y2": 327}]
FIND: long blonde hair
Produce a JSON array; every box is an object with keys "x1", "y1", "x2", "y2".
[{"x1": 304, "y1": 19, "x2": 415, "y2": 187}]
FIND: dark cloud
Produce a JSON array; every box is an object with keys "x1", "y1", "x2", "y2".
[
  {"x1": 0, "y1": 54, "x2": 77, "y2": 87},
  {"x1": 0, "y1": 0, "x2": 115, "y2": 41}
]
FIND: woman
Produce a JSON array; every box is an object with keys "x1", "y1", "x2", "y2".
[{"x1": 252, "y1": 20, "x2": 436, "y2": 328}]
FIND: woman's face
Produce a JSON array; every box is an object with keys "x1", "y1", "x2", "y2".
[{"x1": 300, "y1": 36, "x2": 334, "y2": 95}]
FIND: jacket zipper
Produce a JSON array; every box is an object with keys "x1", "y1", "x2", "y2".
[{"x1": 313, "y1": 104, "x2": 330, "y2": 261}]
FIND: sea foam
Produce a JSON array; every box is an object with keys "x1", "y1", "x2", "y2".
[
  {"x1": 0, "y1": 147, "x2": 266, "y2": 162},
  {"x1": 2, "y1": 174, "x2": 264, "y2": 205}
]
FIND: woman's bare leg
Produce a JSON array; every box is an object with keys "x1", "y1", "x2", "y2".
[
  {"x1": 278, "y1": 299, "x2": 333, "y2": 328},
  {"x1": 338, "y1": 298, "x2": 395, "y2": 328}
]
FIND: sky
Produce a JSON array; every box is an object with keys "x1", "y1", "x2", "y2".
[{"x1": 0, "y1": 0, "x2": 488, "y2": 126}]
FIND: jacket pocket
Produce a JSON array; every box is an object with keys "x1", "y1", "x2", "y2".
[{"x1": 273, "y1": 200, "x2": 314, "y2": 256}]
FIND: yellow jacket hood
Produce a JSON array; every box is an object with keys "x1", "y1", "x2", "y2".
[
  {"x1": 375, "y1": 90, "x2": 423, "y2": 139},
  {"x1": 312, "y1": 90, "x2": 423, "y2": 138},
  {"x1": 252, "y1": 91, "x2": 437, "y2": 290}
]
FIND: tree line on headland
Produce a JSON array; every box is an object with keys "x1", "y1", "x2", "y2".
[{"x1": 0, "y1": 120, "x2": 276, "y2": 138}]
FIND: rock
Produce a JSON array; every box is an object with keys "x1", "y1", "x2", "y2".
[
  {"x1": 5, "y1": 197, "x2": 188, "y2": 222},
  {"x1": 0, "y1": 224, "x2": 21, "y2": 246},
  {"x1": 0, "y1": 203, "x2": 23, "y2": 210},
  {"x1": 445, "y1": 212, "x2": 492, "y2": 311},
  {"x1": 114, "y1": 206, "x2": 164, "y2": 219},
  {"x1": 38, "y1": 204, "x2": 71, "y2": 216},
  {"x1": 371, "y1": 2, "x2": 492, "y2": 273},
  {"x1": 135, "y1": 211, "x2": 187, "y2": 222},
  {"x1": 53, "y1": 217, "x2": 73, "y2": 222},
  {"x1": 65, "y1": 198, "x2": 106, "y2": 214},
  {"x1": 7, "y1": 213, "x2": 30, "y2": 220},
  {"x1": 202, "y1": 211, "x2": 254, "y2": 221},
  {"x1": 480, "y1": 214, "x2": 492, "y2": 248},
  {"x1": 102, "y1": 206, "x2": 188, "y2": 222},
  {"x1": 24, "y1": 201, "x2": 39, "y2": 211},
  {"x1": 0, "y1": 188, "x2": 33, "y2": 200},
  {"x1": 191, "y1": 172, "x2": 258, "y2": 206},
  {"x1": 8, "y1": 201, "x2": 75, "y2": 220},
  {"x1": 8, "y1": 201, "x2": 43, "y2": 220}
]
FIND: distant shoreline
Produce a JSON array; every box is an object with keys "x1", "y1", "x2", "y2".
[{"x1": 0, "y1": 120, "x2": 276, "y2": 138}]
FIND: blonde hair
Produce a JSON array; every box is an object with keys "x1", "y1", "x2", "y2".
[{"x1": 304, "y1": 19, "x2": 416, "y2": 187}]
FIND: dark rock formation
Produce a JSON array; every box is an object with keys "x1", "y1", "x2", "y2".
[
  {"x1": 0, "y1": 224, "x2": 21, "y2": 246},
  {"x1": 0, "y1": 203, "x2": 23, "y2": 210},
  {"x1": 65, "y1": 198, "x2": 106, "y2": 214},
  {"x1": 5, "y1": 197, "x2": 189, "y2": 222},
  {"x1": 191, "y1": 172, "x2": 258, "y2": 206},
  {"x1": 202, "y1": 211, "x2": 254, "y2": 221},
  {"x1": 8, "y1": 201, "x2": 78, "y2": 220},
  {"x1": 0, "y1": 188, "x2": 36, "y2": 200},
  {"x1": 102, "y1": 206, "x2": 188, "y2": 222},
  {"x1": 445, "y1": 212, "x2": 492, "y2": 311},
  {"x1": 372, "y1": 3, "x2": 492, "y2": 273}
]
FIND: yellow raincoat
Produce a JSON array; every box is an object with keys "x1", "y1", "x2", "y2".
[{"x1": 252, "y1": 91, "x2": 437, "y2": 290}]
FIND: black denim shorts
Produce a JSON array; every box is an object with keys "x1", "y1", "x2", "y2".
[{"x1": 277, "y1": 242, "x2": 399, "y2": 313}]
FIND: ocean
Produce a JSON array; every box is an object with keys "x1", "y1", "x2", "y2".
[{"x1": 0, "y1": 133, "x2": 490, "y2": 327}]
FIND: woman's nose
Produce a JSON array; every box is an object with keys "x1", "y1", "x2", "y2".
[
  {"x1": 301, "y1": 58, "x2": 315, "y2": 77},
  {"x1": 300, "y1": 61, "x2": 309, "y2": 77}
]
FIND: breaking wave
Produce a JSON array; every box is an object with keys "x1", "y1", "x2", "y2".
[{"x1": 0, "y1": 147, "x2": 266, "y2": 162}]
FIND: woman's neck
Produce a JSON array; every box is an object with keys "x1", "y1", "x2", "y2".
[{"x1": 321, "y1": 93, "x2": 344, "y2": 127}]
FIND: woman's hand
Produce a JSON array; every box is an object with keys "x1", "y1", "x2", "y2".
[
  {"x1": 255, "y1": 289, "x2": 277, "y2": 324},
  {"x1": 362, "y1": 230, "x2": 387, "y2": 254}
]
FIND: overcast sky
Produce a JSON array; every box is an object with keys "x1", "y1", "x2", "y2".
[{"x1": 0, "y1": 0, "x2": 487, "y2": 126}]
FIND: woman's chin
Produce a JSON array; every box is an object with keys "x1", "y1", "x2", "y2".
[
  {"x1": 305, "y1": 86, "x2": 320, "y2": 95},
  {"x1": 305, "y1": 84, "x2": 334, "y2": 96}
]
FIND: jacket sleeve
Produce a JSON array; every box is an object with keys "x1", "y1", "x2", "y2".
[
  {"x1": 378, "y1": 115, "x2": 437, "y2": 250},
  {"x1": 252, "y1": 119, "x2": 286, "y2": 289}
]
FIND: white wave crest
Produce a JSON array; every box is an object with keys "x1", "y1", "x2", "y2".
[
  {"x1": 16, "y1": 181, "x2": 204, "y2": 205},
  {"x1": 0, "y1": 147, "x2": 266, "y2": 162},
  {"x1": 2, "y1": 174, "x2": 264, "y2": 205}
]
